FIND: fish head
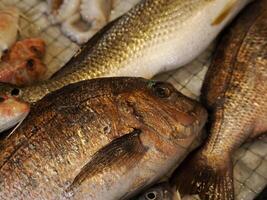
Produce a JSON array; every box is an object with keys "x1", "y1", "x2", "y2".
[
  {"x1": 24, "y1": 38, "x2": 46, "y2": 58},
  {"x1": 0, "y1": 94, "x2": 29, "y2": 133},
  {"x1": 134, "y1": 182, "x2": 180, "y2": 200},
  {"x1": 122, "y1": 79, "x2": 207, "y2": 144}
]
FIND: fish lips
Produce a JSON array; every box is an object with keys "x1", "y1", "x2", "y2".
[{"x1": 0, "y1": 95, "x2": 30, "y2": 133}]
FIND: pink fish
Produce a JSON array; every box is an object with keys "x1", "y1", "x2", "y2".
[
  {"x1": 0, "y1": 38, "x2": 47, "y2": 86},
  {"x1": 0, "y1": 95, "x2": 29, "y2": 133}
]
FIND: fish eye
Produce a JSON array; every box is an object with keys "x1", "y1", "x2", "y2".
[
  {"x1": 0, "y1": 96, "x2": 5, "y2": 103},
  {"x1": 11, "y1": 88, "x2": 20, "y2": 96},
  {"x1": 26, "y1": 59, "x2": 35, "y2": 70},
  {"x1": 145, "y1": 191, "x2": 157, "y2": 200},
  {"x1": 153, "y1": 83, "x2": 171, "y2": 98}
]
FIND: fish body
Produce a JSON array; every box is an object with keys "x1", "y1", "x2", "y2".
[
  {"x1": 0, "y1": 77, "x2": 207, "y2": 199},
  {"x1": 172, "y1": 1, "x2": 267, "y2": 200},
  {"x1": 0, "y1": 38, "x2": 47, "y2": 86},
  {"x1": 1, "y1": 0, "x2": 253, "y2": 104},
  {"x1": 0, "y1": 7, "x2": 19, "y2": 59},
  {"x1": 0, "y1": 95, "x2": 29, "y2": 133}
]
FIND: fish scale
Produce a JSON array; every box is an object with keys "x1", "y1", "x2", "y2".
[
  {"x1": 0, "y1": 0, "x2": 252, "y2": 105},
  {"x1": 0, "y1": 77, "x2": 207, "y2": 199},
  {"x1": 171, "y1": 1, "x2": 267, "y2": 199}
]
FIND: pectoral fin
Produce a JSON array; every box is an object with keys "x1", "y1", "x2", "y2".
[
  {"x1": 67, "y1": 128, "x2": 147, "y2": 192},
  {"x1": 212, "y1": 0, "x2": 238, "y2": 26}
]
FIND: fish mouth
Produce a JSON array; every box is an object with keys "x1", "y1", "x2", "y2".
[
  {"x1": 159, "y1": 97, "x2": 207, "y2": 141},
  {"x1": 0, "y1": 96, "x2": 30, "y2": 133},
  {"x1": 0, "y1": 111, "x2": 29, "y2": 133}
]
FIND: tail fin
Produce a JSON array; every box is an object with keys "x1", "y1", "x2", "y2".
[{"x1": 171, "y1": 149, "x2": 234, "y2": 200}]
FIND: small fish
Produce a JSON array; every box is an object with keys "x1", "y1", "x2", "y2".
[
  {"x1": 171, "y1": 1, "x2": 267, "y2": 200},
  {"x1": 0, "y1": 95, "x2": 29, "y2": 133},
  {"x1": 0, "y1": 77, "x2": 207, "y2": 199},
  {"x1": 132, "y1": 182, "x2": 180, "y2": 200},
  {"x1": 0, "y1": 0, "x2": 253, "y2": 103},
  {"x1": 0, "y1": 38, "x2": 47, "y2": 86},
  {"x1": 0, "y1": 7, "x2": 20, "y2": 59}
]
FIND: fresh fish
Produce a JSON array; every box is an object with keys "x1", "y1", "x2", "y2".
[
  {"x1": 0, "y1": 0, "x2": 253, "y2": 104},
  {"x1": 171, "y1": 1, "x2": 267, "y2": 200},
  {"x1": 132, "y1": 182, "x2": 180, "y2": 200},
  {"x1": 0, "y1": 77, "x2": 207, "y2": 199},
  {"x1": 0, "y1": 7, "x2": 19, "y2": 59},
  {"x1": 0, "y1": 95, "x2": 29, "y2": 133},
  {"x1": 0, "y1": 38, "x2": 47, "y2": 86}
]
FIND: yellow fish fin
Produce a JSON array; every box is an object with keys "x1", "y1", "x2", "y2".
[{"x1": 212, "y1": 0, "x2": 238, "y2": 26}]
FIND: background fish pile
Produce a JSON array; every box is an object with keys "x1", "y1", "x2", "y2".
[{"x1": 0, "y1": 0, "x2": 266, "y2": 199}]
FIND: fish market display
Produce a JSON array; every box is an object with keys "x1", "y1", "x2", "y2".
[
  {"x1": 172, "y1": 1, "x2": 267, "y2": 199},
  {"x1": 62, "y1": 0, "x2": 114, "y2": 44},
  {"x1": 0, "y1": 77, "x2": 207, "y2": 199},
  {"x1": 0, "y1": 95, "x2": 29, "y2": 133},
  {"x1": 0, "y1": 7, "x2": 20, "y2": 60},
  {"x1": 0, "y1": 0, "x2": 252, "y2": 104},
  {"x1": 0, "y1": 38, "x2": 47, "y2": 86}
]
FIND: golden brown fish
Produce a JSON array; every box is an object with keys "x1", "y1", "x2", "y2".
[
  {"x1": 0, "y1": 0, "x2": 252, "y2": 104},
  {"x1": 0, "y1": 77, "x2": 207, "y2": 200},
  {"x1": 171, "y1": 1, "x2": 267, "y2": 200},
  {"x1": 0, "y1": 0, "x2": 252, "y2": 133}
]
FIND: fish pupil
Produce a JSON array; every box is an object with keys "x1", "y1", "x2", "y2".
[
  {"x1": 145, "y1": 191, "x2": 157, "y2": 200},
  {"x1": 0, "y1": 97, "x2": 5, "y2": 103},
  {"x1": 26, "y1": 59, "x2": 35, "y2": 71},
  {"x1": 11, "y1": 88, "x2": 20, "y2": 96},
  {"x1": 154, "y1": 86, "x2": 170, "y2": 98}
]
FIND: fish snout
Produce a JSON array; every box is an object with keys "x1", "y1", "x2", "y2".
[
  {"x1": 170, "y1": 100, "x2": 207, "y2": 141},
  {"x1": 0, "y1": 95, "x2": 29, "y2": 132}
]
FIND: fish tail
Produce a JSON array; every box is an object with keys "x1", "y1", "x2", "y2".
[{"x1": 171, "y1": 148, "x2": 234, "y2": 200}]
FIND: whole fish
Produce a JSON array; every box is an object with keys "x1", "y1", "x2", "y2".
[
  {"x1": 0, "y1": 95, "x2": 29, "y2": 133},
  {"x1": 132, "y1": 182, "x2": 180, "y2": 200},
  {"x1": 0, "y1": 0, "x2": 253, "y2": 104},
  {"x1": 0, "y1": 38, "x2": 47, "y2": 86},
  {"x1": 0, "y1": 77, "x2": 207, "y2": 199},
  {"x1": 171, "y1": 1, "x2": 267, "y2": 200}
]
